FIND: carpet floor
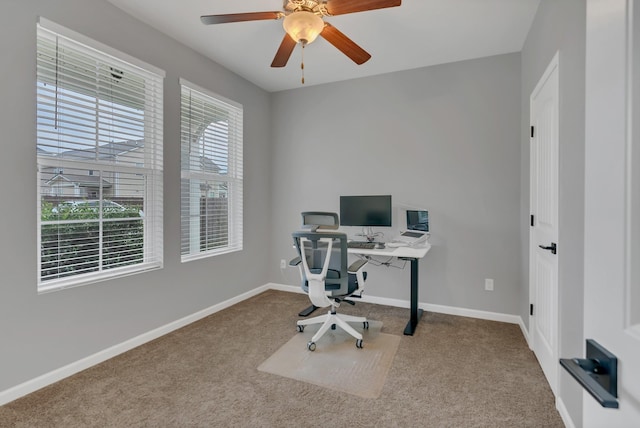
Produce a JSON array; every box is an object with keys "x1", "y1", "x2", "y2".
[{"x1": 0, "y1": 290, "x2": 564, "y2": 427}]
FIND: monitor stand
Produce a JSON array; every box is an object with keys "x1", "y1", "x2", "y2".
[{"x1": 356, "y1": 226, "x2": 377, "y2": 242}]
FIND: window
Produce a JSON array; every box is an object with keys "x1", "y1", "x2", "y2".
[
  {"x1": 180, "y1": 80, "x2": 243, "y2": 261},
  {"x1": 37, "y1": 19, "x2": 164, "y2": 291}
]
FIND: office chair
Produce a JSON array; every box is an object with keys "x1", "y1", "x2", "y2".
[{"x1": 290, "y1": 212, "x2": 369, "y2": 351}]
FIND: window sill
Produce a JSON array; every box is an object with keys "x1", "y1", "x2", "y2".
[
  {"x1": 37, "y1": 261, "x2": 163, "y2": 294},
  {"x1": 180, "y1": 246, "x2": 243, "y2": 264}
]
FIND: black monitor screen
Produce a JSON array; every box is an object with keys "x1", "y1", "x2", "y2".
[
  {"x1": 340, "y1": 195, "x2": 392, "y2": 227},
  {"x1": 406, "y1": 210, "x2": 429, "y2": 232}
]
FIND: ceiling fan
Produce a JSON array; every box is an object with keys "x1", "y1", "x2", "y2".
[{"x1": 201, "y1": 0, "x2": 402, "y2": 68}]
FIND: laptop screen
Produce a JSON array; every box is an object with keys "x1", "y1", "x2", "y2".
[{"x1": 406, "y1": 210, "x2": 429, "y2": 232}]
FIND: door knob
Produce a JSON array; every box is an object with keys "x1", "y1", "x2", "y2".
[{"x1": 538, "y1": 242, "x2": 557, "y2": 254}]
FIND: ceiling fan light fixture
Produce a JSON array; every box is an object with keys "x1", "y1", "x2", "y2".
[{"x1": 282, "y1": 11, "x2": 324, "y2": 45}]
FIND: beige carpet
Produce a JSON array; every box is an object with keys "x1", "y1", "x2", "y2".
[
  {"x1": 258, "y1": 320, "x2": 400, "y2": 398},
  {"x1": 0, "y1": 290, "x2": 565, "y2": 427}
]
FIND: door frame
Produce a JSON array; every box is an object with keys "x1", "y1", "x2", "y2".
[{"x1": 583, "y1": 0, "x2": 640, "y2": 425}]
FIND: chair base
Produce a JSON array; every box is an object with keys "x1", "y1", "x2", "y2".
[
  {"x1": 297, "y1": 309, "x2": 368, "y2": 345},
  {"x1": 298, "y1": 304, "x2": 318, "y2": 317}
]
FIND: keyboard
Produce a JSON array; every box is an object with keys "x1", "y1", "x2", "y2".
[{"x1": 347, "y1": 241, "x2": 376, "y2": 249}]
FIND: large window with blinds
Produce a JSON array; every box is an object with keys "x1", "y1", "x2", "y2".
[
  {"x1": 180, "y1": 80, "x2": 243, "y2": 261},
  {"x1": 36, "y1": 19, "x2": 164, "y2": 292}
]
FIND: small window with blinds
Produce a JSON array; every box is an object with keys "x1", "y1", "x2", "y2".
[
  {"x1": 180, "y1": 80, "x2": 243, "y2": 261},
  {"x1": 36, "y1": 19, "x2": 164, "y2": 292}
]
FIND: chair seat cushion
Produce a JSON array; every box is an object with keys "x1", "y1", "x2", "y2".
[{"x1": 303, "y1": 269, "x2": 366, "y2": 296}]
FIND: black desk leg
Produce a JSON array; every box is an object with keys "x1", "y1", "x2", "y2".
[{"x1": 403, "y1": 258, "x2": 423, "y2": 335}]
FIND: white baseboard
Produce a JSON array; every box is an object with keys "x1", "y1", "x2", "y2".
[
  {"x1": 266, "y1": 283, "x2": 524, "y2": 326},
  {"x1": 556, "y1": 396, "x2": 576, "y2": 428},
  {"x1": 1, "y1": 282, "x2": 527, "y2": 407},
  {"x1": 267, "y1": 282, "x2": 305, "y2": 295},
  {"x1": 0, "y1": 284, "x2": 270, "y2": 406},
  {"x1": 519, "y1": 317, "x2": 531, "y2": 348},
  {"x1": 422, "y1": 302, "x2": 522, "y2": 325}
]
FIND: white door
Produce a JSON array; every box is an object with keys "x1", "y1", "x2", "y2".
[
  {"x1": 529, "y1": 52, "x2": 560, "y2": 394},
  {"x1": 583, "y1": 0, "x2": 640, "y2": 426}
]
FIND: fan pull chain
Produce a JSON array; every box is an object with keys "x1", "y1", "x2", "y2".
[{"x1": 301, "y1": 43, "x2": 305, "y2": 85}]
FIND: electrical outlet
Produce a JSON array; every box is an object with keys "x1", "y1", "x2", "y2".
[
  {"x1": 280, "y1": 259, "x2": 287, "y2": 269},
  {"x1": 485, "y1": 278, "x2": 494, "y2": 291}
]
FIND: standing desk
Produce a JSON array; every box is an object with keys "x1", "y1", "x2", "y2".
[{"x1": 347, "y1": 243, "x2": 431, "y2": 335}]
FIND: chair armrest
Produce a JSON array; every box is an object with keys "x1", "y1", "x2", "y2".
[
  {"x1": 348, "y1": 259, "x2": 367, "y2": 274},
  {"x1": 289, "y1": 256, "x2": 301, "y2": 267}
]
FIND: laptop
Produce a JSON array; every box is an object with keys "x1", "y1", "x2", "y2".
[{"x1": 388, "y1": 210, "x2": 429, "y2": 247}]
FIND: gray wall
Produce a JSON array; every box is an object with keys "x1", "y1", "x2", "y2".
[
  {"x1": 0, "y1": 0, "x2": 271, "y2": 392},
  {"x1": 270, "y1": 53, "x2": 523, "y2": 316},
  {"x1": 520, "y1": 0, "x2": 586, "y2": 425},
  {"x1": 0, "y1": 4, "x2": 586, "y2": 424}
]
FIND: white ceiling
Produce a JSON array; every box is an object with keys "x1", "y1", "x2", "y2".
[{"x1": 106, "y1": 0, "x2": 540, "y2": 92}]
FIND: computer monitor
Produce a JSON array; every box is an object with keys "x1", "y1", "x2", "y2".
[
  {"x1": 339, "y1": 195, "x2": 392, "y2": 227},
  {"x1": 406, "y1": 210, "x2": 429, "y2": 232}
]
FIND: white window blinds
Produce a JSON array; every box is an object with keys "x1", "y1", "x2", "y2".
[
  {"x1": 36, "y1": 21, "x2": 164, "y2": 291},
  {"x1": 180, "y1": 80, "x2": 243, "y2": 261}
]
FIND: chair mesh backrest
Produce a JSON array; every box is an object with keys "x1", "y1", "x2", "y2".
[{"x1": 292, "y1": 230, "x2": 350, "y2": 296}]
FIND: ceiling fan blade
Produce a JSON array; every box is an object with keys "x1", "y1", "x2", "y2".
[
  {"x1": 201, "y1": 12, "x2": 283, "y2": 25},
  {"x1": 325, "y1": 0, "x2": 401, "y2": 16},
  {"x1": 271, "y1": 34, "x2": 297, "y2": 68},
  {"x1": 320, "y1": 23, "x2": 371, "y2": 65}
]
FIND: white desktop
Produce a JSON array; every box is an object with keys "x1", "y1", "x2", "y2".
[{"x1": 338, "y1": 196, "x2": 431, "y2": 335}]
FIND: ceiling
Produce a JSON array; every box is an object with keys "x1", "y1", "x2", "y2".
[{"x1": 106, "y1": 0, "x2": 541, "y2": 92}]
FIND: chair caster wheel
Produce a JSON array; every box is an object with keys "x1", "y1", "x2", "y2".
[
  {"x1": 356, "y1": 339, "x2": 363, "y2": 349},
  {"x1": 331, "y1": 323, "x2": 336, "y2": 330},
  {"x1": 363, "y1": 321, "x2": 369, "y2": 330},
  {"x1": 307, "y1": 341, "x2": 316, "y2": 351},
  {"x1": 297, "y1": 325, "x2": 304, "y2": 332}
]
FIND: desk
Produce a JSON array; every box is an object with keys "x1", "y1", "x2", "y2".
[{"x1": 348, "y1": 243, "x2": 431, "y2": 335}]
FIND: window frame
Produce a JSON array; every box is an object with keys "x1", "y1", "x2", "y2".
[
  {"x1": 36, "y1": 18, "x2": 164, "y2": 292},
  {"x1": 180, "y1": 79, "x2": 244, "y2": 262}
]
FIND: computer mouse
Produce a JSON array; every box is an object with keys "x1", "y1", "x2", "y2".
[{"x1": 375, "y1": 242, "x2": 385, "y2": 249}]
